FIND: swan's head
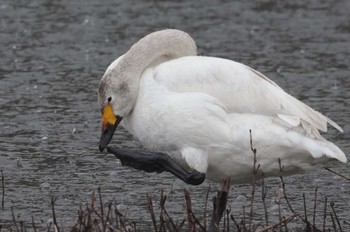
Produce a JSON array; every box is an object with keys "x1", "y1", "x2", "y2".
[
  {"x1": 97, "y1": 29, "x2": 197, "y2": 152},
  {"x1": 98, "y1": 56, "x2": 137, "y2": 152}
]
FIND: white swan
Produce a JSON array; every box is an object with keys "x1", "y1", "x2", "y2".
[{"x1": 98, "y1": 29, "x2": 347, "y2": 184}]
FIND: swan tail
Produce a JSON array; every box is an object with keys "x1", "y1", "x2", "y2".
[
  {"x1": 287, "y1": 97, "x2": 343, "y2": 133},
  {"x1": 325, "y1": 116, "x2": 344, "y2": 133},
  {"x1": 303, "y1": 138, "x2": 347, "y2": 163},
  {"x1": 250, "y1": 67, "x2": 343, "y2": 133}
]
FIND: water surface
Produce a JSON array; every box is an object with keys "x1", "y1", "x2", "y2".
[{"x1": 0, "y1": 0, "x2": 349, "y2": 229}]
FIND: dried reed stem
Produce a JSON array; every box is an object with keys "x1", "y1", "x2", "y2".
[
  {"x1": 323, "y1": 197, "x2": 327, "y2": 232},
  {"x1": 278, "y1": 159, "x2": 297, "y2": 216},
  {"x1": 303, "y1": 193, "x2": 311, "y2": 231},
  {"x1": 184, "y1": 189, "x2": 196, "y2": 231},
  {"x1": 50, "y1": 196, "x2": 59, "y2": 232},
  {"x1": 203, "y1": 185, "x2": 211, "y2": 231},
  {"x1": 256, "y1": 213, "x2": 297, "y2": 232},
  {"x1": 230, "y1": 214, "x2": 240, "y2": 231},
  {"x1": 242, "y1": 205, "x2": 246, "y2": 231},
  {"x1": 1, "y1": 170, "x2": 4, "y2": 210},
  {"x1": 261, "y1": 173, "x2": 269, "y2": 227},
  {"x1": 325, "y1": 168, "x2": 350, "y2": 181},
  {"x1": 159, "y1": 189, "x2": 165, "y2": 231},
  {"x1": 330, "y1": 202, "x2": 343, "y2": 232},
  {"x1": 330, "y1": 213, "x2": 337, "y2": 231},
  {"x1": 313, "y1": 187, "x2": 318, "y2": 230},
  {"x1": 303, "y1": 193, "x2": 308, "y2": 223},
  {"x1": 158, "y1": 191, "x2": 178, "y2": 232},
  {"x1": 31, "y1": 215, "x2": 37, "y2": 232},
  {"x1": 225, "y1": 209, "x2": 230, "y2": 232},
  {"x1": 97, "y1": 187, "x2": 104, "y2": 225},
  {"x1": 147, "y1": 194, "x2": 158, "y2": 232},
  {"x1": 11, "y1": 201, "x2": 19, "y2": 232},
  {"x1": 249, "y1": 129, "x2": 260, "y2": 231}
]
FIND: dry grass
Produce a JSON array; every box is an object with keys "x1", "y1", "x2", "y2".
[
  {"x1": 1, "y1": 170, "x2": 348, "y2": 232},
  {"x1": 1, "y1": 134, "x2": 349, "y2": 231}
]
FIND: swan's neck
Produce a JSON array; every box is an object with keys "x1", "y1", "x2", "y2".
[
  {"x1": 106, "y1": 29, "x2": 197, "y2": 116},
  {"x1": 119, "y1": 29, "x2": 197, "y2": 79}
]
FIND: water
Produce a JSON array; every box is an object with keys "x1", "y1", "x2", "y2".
[{"x1": 0, "y1": 0, "x2": 349, "y2": 230}]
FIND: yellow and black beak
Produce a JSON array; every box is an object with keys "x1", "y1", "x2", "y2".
[{"x1": 99, "y1": 103, "x2": 122, "y2": 152}]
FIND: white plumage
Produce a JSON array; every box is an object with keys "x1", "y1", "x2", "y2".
[{"x1": 98, "y1": 29, "x2": 347, "y2": 184}]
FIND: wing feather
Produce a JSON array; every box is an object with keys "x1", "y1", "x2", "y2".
[{"x1": 153, "y1": 56, "x2": 343, "y2": 133}]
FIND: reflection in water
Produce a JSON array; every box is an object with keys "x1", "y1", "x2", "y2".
[{"x1": 0, "y1": 0, "x2": 349, "y2": 229}]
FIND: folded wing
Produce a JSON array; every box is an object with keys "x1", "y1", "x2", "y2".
[{"x1": 153, "y1": 56, "x2": 343, "y2": 135}]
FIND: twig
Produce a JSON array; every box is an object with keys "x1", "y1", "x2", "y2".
[
  {"x1": 225, "y1": 208, "x2": 230, "y2": 232},
  {"x1": 97, "y1": 187, "x2": 104, "y2": 225},
  {"x1": 47, "y1": 220, "x2": 52, "y2": 232},
  {"x1": 330, "y1": 213, "x2": 337, "y2": 231},
  {"x1": 114, "y1": 206, "x2": 135, "y2": 231},
  {"x1": 77, "y1": 201, "x2": 83, "y2": 231},
  {"x1": 103, "y1": 201, "x2": 112, "y2": 232},
  {"x1": 176, "y1": 218, "x2": 186, "y2": 231},
  {"x1": 159, "y1": 197, "x2": 178, "y2": 232},
  {"x1": 303, "y1": 194, "x2": 308, "y2": 223},
  {"x1": 313, "y1": 186, "x2": 319, "y2": 230},
  {"x1": 261, "y1": 173, "x2": 269, "y2": 227},
  {"x1": 325, "y1": 168, "x2": 350, "y2": 181},
  {"x1": 87, "y1": 190, "x2": 96, "y2": 228},
  {"x1": 278, "y1": 199, "x2": 282, "y2": 232},
  {"x1": 323, "y1": 197, "x2": 327, "y2": 232},
  {"x1": 277, "y1": 159, "x2": 322, "y2": 231},
  {"x1": 147, "y1": 194, "x2": 158, "y2": 232},
  {"x1": 204, "y1": 185, "x2": 211, "y2": 231},
  {"x1": 20, "y1": 221, "x2": 25, "y2": 232},
  {"x1": 209, "y1": 178, "x2": 230, "y2": 232},
  {"x1": 230, "y1": 215, "x2": 240, "y2": 231},
  {"x1": 1, "y1": 170, "x2": 4, "y2": 210},
  {"x1": 283, "y1": 216, "x2": 289, "y2": 231},
  {"x1": 256, "y1": 213, "x2": 297, "y2": 232},
  {"x1": 11, "y1": 201, "x2": 19, "y2": 232},
  {"x1": 187, "y1": 208, "x2": 206, "y2": 231},
  {"x1": 50, "y1": 196, "x2": 59, "y2": 232},
  {"x1": 242, "y1": 205, "x2": 246, "y2": 231},
  {"x1": 303, "y1": 193, "x2": 311, "y2": 231},
  {"x1": 113, "y1": 201, "x2": 120, "y2": 229},
  {"x1": 330, "y1": 202, "x2": 343, "y2": 232},
  {"x1": 278, "y1": 159, "x2": 298, "y2": 216},
  {"x1": 184, "y1": 189, "x2": 196, "y2": 231},
  {"x1": 249, "y1": 129, "x2": 260, "y2": 231},
  {"x1": 159, "y1": 189, "x2": 165, "y2": 231},
  {"x1": 31, "y1": 216, "x2": 37, "y2": 232},
  {"x1": 93, "y1": 220, "x2": 101, "y2": 232}
]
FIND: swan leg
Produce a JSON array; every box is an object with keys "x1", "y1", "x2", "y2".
[
  {"x1": 106, "y1": 146, "x2": 206, "y2": 185},
  {"x1": 208, "y1": 178, "x2": 230, "y2": 232}
]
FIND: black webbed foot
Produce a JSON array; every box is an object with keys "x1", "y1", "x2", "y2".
[
  {"x1": 106, "y1": 146, "x2": 206, "y2": 185},
  {"x1": 107, "y1": 146, "x2": 165, "y2": 173}
]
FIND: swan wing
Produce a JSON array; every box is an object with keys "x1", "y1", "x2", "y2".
[
  {"x1": 205, "y1": 113, "x2": 347, "y2": 183},
  {"x1": 153, "y1": 56, "x2": 343, "y2": 133}
]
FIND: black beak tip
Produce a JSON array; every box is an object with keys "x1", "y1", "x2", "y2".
[
  {"x1": 99, "y1": 117, "x2": 121, "y2": 153},
  {"x1": 99, "y1": 123, "x2": 117, "y2": 152},
  {"x1": 99, "y1": 145, "x2": 105, "y2": 152}
]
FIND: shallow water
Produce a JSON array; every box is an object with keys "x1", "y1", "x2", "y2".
[{"x1": 0, "y1": 0, "x2": 349, "y2": 230}]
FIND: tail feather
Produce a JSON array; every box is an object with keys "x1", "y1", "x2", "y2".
[
  {"x1": 305, "y1": 139, "x2": 347, "y2": 163},
  {"x1": 326, "y1": 116, "x2": 344, "y2": 133}
]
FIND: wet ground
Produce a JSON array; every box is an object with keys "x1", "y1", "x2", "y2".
[{"x1": 0, "y1": 0, "x2": 349, "y2": 230}]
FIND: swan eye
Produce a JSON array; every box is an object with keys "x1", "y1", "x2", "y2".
[{"x1": 108, "y1": 97, "x2": 112, "y2": 102}]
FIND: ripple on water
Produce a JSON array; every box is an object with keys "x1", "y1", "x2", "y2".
[{"x1": 0, "y1": 0, "x2": 349, "y2": 230}]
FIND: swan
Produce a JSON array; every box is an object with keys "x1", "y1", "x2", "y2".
[{"x1": 98, "y1": 29, "x2": 347, "y2": 185}]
